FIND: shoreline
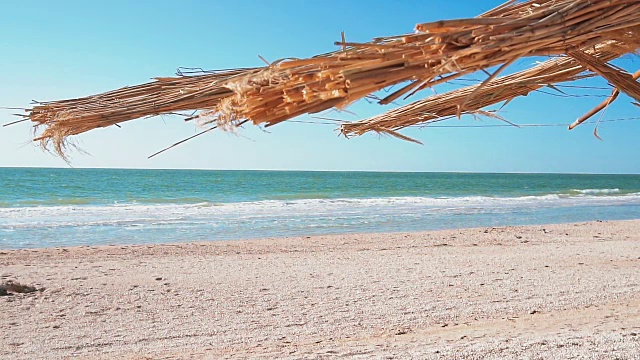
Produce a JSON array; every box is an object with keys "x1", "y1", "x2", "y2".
[
  {"x1": 5, "y1": 211, "x2": 640, "y2": 250},
  {"x1": 2, "y1": 218, "x2": 639, "y2": 253},
  {"x1": 0, "y1": 218, "x2": 632, "y2": 252},
  {"x1": 2, "y1": 220, "x2": 640, "y2": 358}
]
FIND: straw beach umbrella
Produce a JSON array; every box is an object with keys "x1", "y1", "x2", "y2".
[{"x1": 12, "y1": 0, "x2": 640, "y2": 157}]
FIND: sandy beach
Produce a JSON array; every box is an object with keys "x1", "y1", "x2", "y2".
[{"x1": 1, "y1": 220, "x2": 640, "y2": 359}]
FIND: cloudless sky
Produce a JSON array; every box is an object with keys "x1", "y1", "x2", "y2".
[{"x1": 1, "y1": 0, "x2": 639, "y2": 173}]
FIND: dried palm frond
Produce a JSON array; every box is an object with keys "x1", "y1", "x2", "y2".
[{"x1": 15, "y1": 0, "x2": 640, "y2": 156}]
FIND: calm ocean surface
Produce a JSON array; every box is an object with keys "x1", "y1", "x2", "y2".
[{"x1": 1, "y1": 167, "x2": 640, "y2": 249}]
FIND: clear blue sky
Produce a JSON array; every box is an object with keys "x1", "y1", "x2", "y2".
[{"x1": 1, "y1": 0, "x2": 639, "y2": 173}]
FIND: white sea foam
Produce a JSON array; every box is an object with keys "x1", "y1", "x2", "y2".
[
  {"x1": 572, "y1": 188, "x2": 621, "y2": 195},
  {"x1": 2, "y1": 192, "x2": 640, "y2": 230},
  {"x1": 3, "y1": 192, "x2": 640, "y2": 249}
]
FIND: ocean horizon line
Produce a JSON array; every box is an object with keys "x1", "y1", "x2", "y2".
[{"x1": 2, "y1": 165, "x2": 639, "y2": 176}]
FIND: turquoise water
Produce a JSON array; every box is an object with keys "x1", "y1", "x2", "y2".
[{"x1": 1, "y1": 167, "x2": 640, "y2": 248}]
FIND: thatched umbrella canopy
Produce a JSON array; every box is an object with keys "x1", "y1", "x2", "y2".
[{"x1": 13, "y1": 0, "x2": 640, "y2": 157}]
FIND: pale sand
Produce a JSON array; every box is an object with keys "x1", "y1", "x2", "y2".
[{"x1": 1, "y1": 220, "x2": 640, "y2": 359}]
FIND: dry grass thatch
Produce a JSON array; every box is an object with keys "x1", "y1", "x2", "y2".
[{"x1": 15, "y1": 0, "x2": 640, "y2": 156}]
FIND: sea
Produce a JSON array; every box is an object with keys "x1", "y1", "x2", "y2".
[{"x1": 1, "y1": 167, "x2": 640, "y2": 249}]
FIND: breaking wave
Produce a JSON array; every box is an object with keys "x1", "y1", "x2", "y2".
[{"x1": 571, "y1": 188, "x2": 621, "y2": 195}]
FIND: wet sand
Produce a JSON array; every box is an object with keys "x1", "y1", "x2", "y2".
[{"x1": 1, "y1": 220, "x2": 640, "y2": 359}]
